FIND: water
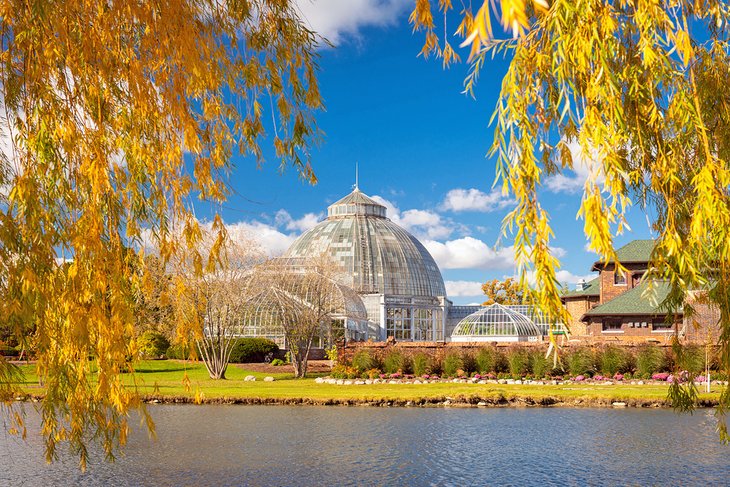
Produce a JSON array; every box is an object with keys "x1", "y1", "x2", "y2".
[{"x1": 1, "y1": 405, "x2": 728, "y2": 486}]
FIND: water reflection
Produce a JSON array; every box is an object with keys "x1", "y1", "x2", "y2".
[{"x1": 0, "y1": 406, "x2": 727, "y2": 486}]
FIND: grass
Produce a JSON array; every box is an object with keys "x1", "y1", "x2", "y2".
[{"x1": 10, "y1": 360, "x2": 724, "y2": 406}]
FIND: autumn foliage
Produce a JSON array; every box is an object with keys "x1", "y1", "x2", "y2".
[
  {"x1": 481, "y1": 278, "x2": 524, "y2": 306},
  {"x1": 412, "y1": 0, "x2": 730, "y2": 433},
  {"x1": 0, "y1": 0, "x2": 322, "y2": 467}
]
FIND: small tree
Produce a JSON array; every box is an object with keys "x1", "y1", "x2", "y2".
[
  {"x1": 252, "y1": 255, "x2": 344, "y2": 378},
  {"x1": 173, "y1": 226, "x2": 263, "y2": 379},
  {"x1": 482, "y1": 278, "x2": 524, "y2": 305}
]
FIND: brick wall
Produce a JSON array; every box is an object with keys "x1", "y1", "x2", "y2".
[
  {"x1": 564, "y1": 297, "x2": 599, "y2": 336},
  {"x1": 585, "y1": 315, "x2": 683, "y2": 344},
  {"x1": 337, "y1": 339, "x2": 548, "y2": 365},
  {"x1": 337, "y1": 339, "x2": 706, "y2": 365},
  {"x1": 684, "y1": 292, "x2": 722, "y2": 343},
  {"x1": 599, "y1": 263, "x2": 646, "y2": 304}
]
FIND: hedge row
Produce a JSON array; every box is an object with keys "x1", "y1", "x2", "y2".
[
  {"x1": 166, "y1": 337, "x2": 279, "y2": 363},
  {"x1": 335, "y1": 344, "x2": 723, "y2": 380}
]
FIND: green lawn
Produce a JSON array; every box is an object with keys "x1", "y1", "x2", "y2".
[{"x1": 11, "y1": 360, "x2": 724, "y2": 406}]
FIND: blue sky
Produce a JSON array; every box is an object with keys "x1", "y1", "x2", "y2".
[{"x1": 203, "y1": 1, "x2": 654, "y2": 305}]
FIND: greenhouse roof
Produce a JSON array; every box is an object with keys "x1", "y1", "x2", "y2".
[{"x1": 451, "y1": 303, "x2": 542, "y2": 339}]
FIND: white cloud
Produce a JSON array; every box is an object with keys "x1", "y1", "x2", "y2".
[
  {"x1": 583, "y1": 242, "x2": 598, "y2": 254},
  {"x1": 555, "y1": 270, "x2": 597, "y2": 286},
  {"x1": 442, "y1": 188, "x2": 514, "y2": 213},
  {"x1": 423, "y1": 236, "x2": 566, "y2": 272},
  {"x1": 295, "y1": 0, "x2": 411, "y2": 44},
  {"x1": 371, "y1": 194, "x2": 456, "y2": 240},
  {"x1": 423, "y1": 237, "x2": 515, "y2": 270},
  {"x1": 227, "y1": 220, "x2": 297, "y2": 257},
  {"x1": 445, "y1": 280, "x2": 484, "y2": 297},
  {"x1": 275, "y1": 209, "x2": 322, "y2": 232},
  {"x1": 552, "y1": 247, "x2": 567, "y2": 258},
  {"x1": 521, "y1": 269, "x2": 597, "y2": 287},
  {"x1": 545, "y1": 140, "x2": 605, "y2": 194}
]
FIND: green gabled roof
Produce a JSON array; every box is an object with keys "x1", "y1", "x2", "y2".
[
  {"x1": 583, "y1": 280, "x2": 679, "y2": 317},
  {"x1": 591, "y1": 239, "x2": 655, "y2": 271},
  {"x1": 562, "y1": 277, "x2": 600, "y2": 299}
]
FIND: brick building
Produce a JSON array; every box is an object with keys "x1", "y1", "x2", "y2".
[
  {"x1": 561, "y1": 277, "x2": 599, "y2": 336},
  {"x1": 560, "y1": 239, "x2": 714, "y2": 342}
]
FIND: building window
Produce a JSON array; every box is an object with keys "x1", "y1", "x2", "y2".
[
  {"x1": 602, "y1": 319, "x2": 623, "y2": 332},
  {"x1": 385, "y1": 307, "x2": 412, "y2": 340},
  {"x1": 652, "y1": 319, "x2": 673, "y2": 331},
  {"x1": 614, "y1": 271, "x2": 626, "y2": 286}
]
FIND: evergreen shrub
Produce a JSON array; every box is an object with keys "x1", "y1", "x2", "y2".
[
  {"x1": 137, "y1": 331, "x2": 171, "y2": 359},
  {"x1": 383, "y1": 350, "x2": 411, "y2": 374},
  {"x1": 228, "y1": 338, "x2": 279, "y2": 363},
  {"x1": 530, "y1": 349, "x2": 551, "y2": 378},
  {"x1": 674, "y1": 344, "x2": 706, "y2": 374},
  {"x1": 507, "y1": 349, "x2": 529, "y2": 378},
  {"x1": 442, "y1": 352, "x2": 463, "y2": 377},
  {"x1": 475, "y1": 347, "x2": 496, "y2": 374},
  {"x1": 494, "y1": 349, "x2": 509, "y2": 373},
  {"x1": 636, "y1": 345, "x2": 668, "y2": 377},
  {"x1": 412, "y1": 353, "x2": 432, "y2": 376},
  {"x1": 351, "y1": 349, "x2": 374, "y2": 373},
  {"x1": 566, "y1": 347, "x2": 596, "y2": 377},
  {"x1": 599, "y1": 345, "x2": 633, "y2": 376},
  {"x1": 461, "y1": 352, "x2": 477, "y2": 374}
]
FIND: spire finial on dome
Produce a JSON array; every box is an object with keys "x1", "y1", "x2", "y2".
[{"x1": 354, "y1": 161, "x2": 359, "y2": 191}]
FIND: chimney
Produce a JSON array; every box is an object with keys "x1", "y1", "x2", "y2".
[{"x1": 576, "y1": 278, "x2": 586, "y2": 291}]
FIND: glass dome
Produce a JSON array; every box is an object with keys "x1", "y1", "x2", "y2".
[
  {"x1": 237, "y1": 274, "x2": 369, "y2": 347},
  {"x1": 283, "y1": 188, "x2": 446, "y2": 298},
  {"x1": 451, "y1": 304, "x2": 543, "y2": 342}
]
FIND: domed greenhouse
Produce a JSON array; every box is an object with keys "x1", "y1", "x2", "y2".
[
  {"x1": 237, "y1": 187, "x2": 559, "y2": 347},
  {"x1": 450, "y1": 304, "x2": 543, "y2": 342},
  {"x1": 282, "y1": 187, "x2": 448, "y2": 341}
]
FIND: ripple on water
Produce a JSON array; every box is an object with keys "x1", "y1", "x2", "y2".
[{"x1": 0, "y1": 406, "x2": 728, "y2": 486}]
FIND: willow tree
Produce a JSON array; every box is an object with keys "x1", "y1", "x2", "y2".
[
  {"x1": 0, "y1": 0, "x2": 322, "y2": 468},
  {"x1": 412, "y1": 0, "x2": 730, "y2": 431}
]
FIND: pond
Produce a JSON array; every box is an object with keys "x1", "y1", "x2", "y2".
[{"x1": 1, "y1": 405, "x2": 728, "y2": 486}]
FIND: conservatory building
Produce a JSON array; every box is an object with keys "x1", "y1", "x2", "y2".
[
  {"x1": 282, "y1": 187, "x2": 449, "y2": 341},
  {"x1": 239, "y1": 186, "x2": 561, "y2": 345}
]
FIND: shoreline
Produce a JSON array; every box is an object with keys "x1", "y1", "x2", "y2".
[
  {"x1": 137, "y1": 394, "x2": 719, "y2": 408},
  {"x1": 11, "y1": 392, "x2": 716, "y2": 409}
]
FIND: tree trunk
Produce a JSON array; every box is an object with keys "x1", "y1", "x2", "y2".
[
  {"x1": 198, "y1": 340, "x2": 228, "y2": 380},
  {"x1": 291, "y1": 337, "x2": 313, "y2": 378}
]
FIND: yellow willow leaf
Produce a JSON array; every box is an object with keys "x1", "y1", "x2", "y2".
[
  {"x1": 500, "y1": 0, "x2": 529, "y2": 37},
  {"x1": 460, "y1": 1, "x2": 492, "y2": 60},
  {"x1": 532, "y1": 0, "x2": 549, "y2": 12},
  {"x1": 194, "y1": 388, "x2": 204, "y2": 405},
  {"x1": 410, "y1": 0, "x2": 435, "y2": 29},
  {"x1": 1, "y1": 0, "x2": 323, "y2": 467},
  {"x1": 674, "y1": 27, "x2": 693, "y2": 66}
]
